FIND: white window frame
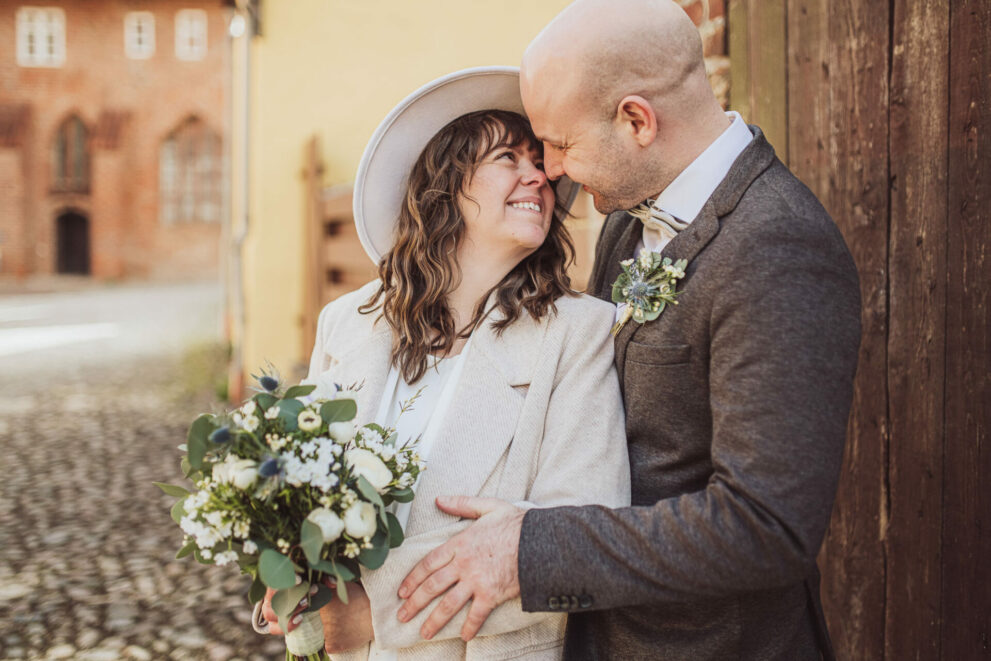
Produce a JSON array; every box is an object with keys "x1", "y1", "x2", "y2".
[
  {"x1": 16, "y1": 6, "x2": 66, "y2": 68},
  {"x1": 174, "y1": 9, "x2": 207, "y2": 61},
  {"x1": 124, "y1": 11, "x2": 155, "y2": 60}
]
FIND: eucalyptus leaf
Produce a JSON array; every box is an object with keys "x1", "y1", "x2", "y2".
[
  {"x1": 277, "y1": 398, "x2": 305, "y2": 432},
  {"x1": 248, "y1": 573, "x2": 266, "y2": 604},
  {"x1": 193, "y1": 549, "x2": 212, "y2": 565},
  {"x1": 356, "y1": 476, "x2": 385, "y2": 511},
  {"x1": 386, "y1": 512, "x2": 404, "y2": 549},
  {"x1": 153, "y1": 482, "x2": 189, "y2": 498},
  {"x1": 258, "y1": 549, "x2": 297, "y2": 590},
  {"x1": 300, "y1": 520, "x2": 324, "y2": 566},
  {"x1": 170, "y1": 497, "x2": 187, "y2": 524},
  {"x1": 175, "y1": 541, "x2": 196, "y2": 559},
  {"x1": 180, "y1": 457, "x2": 193, "y2": 478},
  {"x1": 336, "y1": 577, "x2": 349, "y2": 604},
  {"x1": 390, "y1": 488, "x2": 414, "y2": 504},
  {"x1": 284, "y1": 384, "x2": 316, "y2": 399},
  {"x1": 310, "y1": 559, "x2": 355, "y2": 583},
  {"x1": 306, "y1": 581, "x2": 334, "y2": 613},
  {"x1": 357, "y1": 530, "x2": 389, "y2": 570},
  {"x1": 177, "y1": 443, "x2": 188, "y2": 452},
  {"x1": 187, "y1": 414, "x2": 215, "y2": 471},
  {"x1": 253, "y1": 392, "x2": 278, "y2": 410},
  {"x1": 272, "y1": 582, "x2": 310, "y2": 618},
  {"x1": 320, "y1": 399, "x2": 357, "y2": 424}
]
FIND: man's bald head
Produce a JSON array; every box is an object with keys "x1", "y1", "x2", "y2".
[
  {"x1": 520, "y1": 0, "x2": 729, "y2": 213},
  {"x1": 522, "y1": 0, "x2": 710, "y2": 122}
]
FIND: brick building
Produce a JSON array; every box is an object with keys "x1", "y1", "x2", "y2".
[{"x1": 0, "y1": 1, "x2": 229, "y2": 279}]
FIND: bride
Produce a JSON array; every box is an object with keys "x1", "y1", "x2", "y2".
[{"x1": 261, "y1": 66, "x2": 630, "y2": 660}]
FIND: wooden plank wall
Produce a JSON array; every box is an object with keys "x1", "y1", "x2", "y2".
[{"x1": 730, "y1": 1, "x2": 990, "y2": 659}]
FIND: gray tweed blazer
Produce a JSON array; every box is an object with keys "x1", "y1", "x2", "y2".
[{"x1": 517, "y1": 127, "x2": 861, "y2": 661}]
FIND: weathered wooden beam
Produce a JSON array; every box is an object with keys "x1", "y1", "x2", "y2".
[
  {"x1": 789, "y1": 0, "x2": 891, "y2": 658},
  {"x1": 941, "y1": 0, "x2": 991, "y2": 658},
  {"x1": 886, "y1": 1, "x2": 950, "y2": 658}
]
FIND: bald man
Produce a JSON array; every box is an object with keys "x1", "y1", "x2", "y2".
[{"x1": 396, "y1": 1, "x2": 860, "y2": 659}]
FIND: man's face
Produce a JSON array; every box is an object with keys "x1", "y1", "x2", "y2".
[{"x1": 522, "y1": 81, "x2": 650, "y2": 214}]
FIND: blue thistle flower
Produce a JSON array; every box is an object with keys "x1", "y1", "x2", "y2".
[
  {"x1": 259, "y1": 375, "x2": 279, "y2": 392},
  {"x1": 209, "y1": 426, "x2": 231, "y2": 444},
  {"x1": 258, "y1": 457, "x2": 281, "y2": 478}
]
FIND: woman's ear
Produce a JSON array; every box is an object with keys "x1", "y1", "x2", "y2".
[{"x1": 616, "y1": 95, "x2": 657, "y2": 147}]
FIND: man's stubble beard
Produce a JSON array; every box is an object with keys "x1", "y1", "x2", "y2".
[{"x1": 587, "y1": 137, "x2": 663, "y2": 215}]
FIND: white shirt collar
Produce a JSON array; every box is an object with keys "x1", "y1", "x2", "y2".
[{"x1": 653, "y1": 111, "x2": 753, "y2": 224}]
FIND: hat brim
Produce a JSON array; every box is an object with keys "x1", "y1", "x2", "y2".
[{"x1": 353, "y1": 66, "x2": 581, "y2": 264}]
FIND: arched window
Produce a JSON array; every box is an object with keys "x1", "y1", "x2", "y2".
[
  {"x1": 52, "y1": 115, "x2": 90, "y2": 192},
  {"x1": 159, "y1": 117, "x2": 221, "y2": 224}
]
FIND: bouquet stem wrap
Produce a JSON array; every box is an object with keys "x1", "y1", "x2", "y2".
[{"x1": 285, "y1": 609, "x2": 326, "y2": 659}]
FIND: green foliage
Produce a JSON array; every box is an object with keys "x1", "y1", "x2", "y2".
[
  {"x1": 248, "y1": 573, "x2": 266, "y2": 604},
  {"x1": 272, "y1": 581, "x2": 310, "y2": 618},
  {"x1": 284, "y1": 384, "x2": 316, "y2": 399},
  {"x1": 300, "y1": 520, "x2": 324, "y2": 566},
  {"x1": 386, "y1": 512, "x2": 404, "y2": 549},
  {"x1": 153, "y1": 482, "x2": 189, "y2": 498},
  {"x1": 358, "y1": 530, "x2": 389, "y2": 570},
  {"x1": 320, "y1": 399, "x2": 357, "y2": 424},
  {"x1": 259, "y1": 549, "x2": 297, "y2": 590},
  {"x1": 187, "y1": 414, "x2": 215, "y2": 471}
]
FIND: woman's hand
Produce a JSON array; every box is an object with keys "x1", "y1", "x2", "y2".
[
  {"x1": 319, "y1": 581, "x2": 375, "y2": 654},
  {"x1": 260, "y1": 585, "x2": 317, "y2": 635},
  {"x1": 259, "y1": 581, "x2": 374, "y2": 653}
]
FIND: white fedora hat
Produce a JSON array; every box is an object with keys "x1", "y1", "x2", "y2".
[{"x1": 353, "y1": 65, "x2": 581, "y2": 263}]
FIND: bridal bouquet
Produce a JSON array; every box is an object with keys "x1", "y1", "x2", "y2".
[{"x1": 155, "y1": 370, "x2": 424, "y2": 660}]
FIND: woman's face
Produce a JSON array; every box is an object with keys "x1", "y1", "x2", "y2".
[{"x1": 458, "y1": 138, "x2": 555, "y2": 261}]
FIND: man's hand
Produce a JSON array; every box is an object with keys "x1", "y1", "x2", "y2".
[{"x1": 397, "y1": 496, "x2": 525, "y2": 642}]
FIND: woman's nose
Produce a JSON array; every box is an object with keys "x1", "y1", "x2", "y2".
[{"x1": 520, "y1": 160, "x2": 548, "y2": 187}]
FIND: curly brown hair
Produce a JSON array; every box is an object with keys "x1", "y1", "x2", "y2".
[{"x1": 359, "y1": 109, "x2": 577, "y2": 383}]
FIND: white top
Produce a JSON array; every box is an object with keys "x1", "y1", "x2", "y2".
[
  {"x1": 617, "y1": 111, "x2": 753, "y2": 321},
  {"x1": 366, "y1": 341, "x2": 471, "y2": 661}
]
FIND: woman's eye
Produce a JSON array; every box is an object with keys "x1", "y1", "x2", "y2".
[{"x1": 497, "y1": 151, "x2": 516, "y2": 161}]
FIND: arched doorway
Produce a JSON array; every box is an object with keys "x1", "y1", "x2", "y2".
[{"x1": 56, "y1": 211, "x2": 90, "y2": 274}]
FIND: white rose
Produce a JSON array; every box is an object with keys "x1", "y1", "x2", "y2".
[
  {"x1": 345, "y1": 448, "x2": 392, "y2": 492},
  {"x1": 328, "y1": 421, "x2": 355, "y2": 443},
  {"x1": 307, "y1": 507, "x2": 345, "y2": 544},
  {"x1": 230, "y1": 458, "x2": 258, "y2": 490},
  {"x1": 343, "y1": 502, "x2": 377, "y2": 539}
]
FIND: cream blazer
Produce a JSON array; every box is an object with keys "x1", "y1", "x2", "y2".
[{"x1": 306, "y1": 281, "x2": 631, "y2": 661}]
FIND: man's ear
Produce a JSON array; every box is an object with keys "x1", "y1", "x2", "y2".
[{"x1": 616, "y1": 95, "x2": 657, "y2": 147}]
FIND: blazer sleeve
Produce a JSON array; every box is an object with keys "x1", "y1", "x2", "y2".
[
  {"x1": 517, "y1": 218, "x2": 862, "y2": 611},
  {"x1": 362, "y1": 300, "x2": 631, "y2": 650}
]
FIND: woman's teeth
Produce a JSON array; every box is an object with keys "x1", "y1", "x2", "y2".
[{"x1": 509, "y1": 202, "x2": 542, "y2": 212}]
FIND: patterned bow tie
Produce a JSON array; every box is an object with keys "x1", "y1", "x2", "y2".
[{"x1": 629, "y1": 200, "x2": 688, "y2": 237}]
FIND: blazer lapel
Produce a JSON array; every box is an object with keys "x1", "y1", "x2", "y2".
[
  {"x1": 598, "y1": 212, "x2": 643, "y2": 301},
  {"x1": 330, "y1": 322, "x2": 393, "y2": 427},
  {"x1": 613, "y1": 127, "x2": 777, "y2": 375},
  {"x1": 404, "y1": 314, "x2": 529, "y2": 533}
]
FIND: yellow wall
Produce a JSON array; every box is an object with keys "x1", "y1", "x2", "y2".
[{"x1": 233, "y1": 0, "x2": 574, "y2": 382}]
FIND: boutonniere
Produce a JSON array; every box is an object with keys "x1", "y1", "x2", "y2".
[{"x1": 610, "y1": 249, "x2": 688, "y2": 335}]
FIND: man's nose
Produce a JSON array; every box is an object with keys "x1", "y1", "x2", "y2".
[{"x1": 543, "y1": 147, "x2": 565, "y2": 180}]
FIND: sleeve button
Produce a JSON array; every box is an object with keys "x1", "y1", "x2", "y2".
[
  {"x1": 579, "y1": 594, "x2": 593, "y2": 609},
  {"x1": 548, "y1": 596, "x2": 560, "y2": 610}
]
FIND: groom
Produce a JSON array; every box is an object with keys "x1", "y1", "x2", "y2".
[{"x1": 396, "y1": 0, "x2": 861, "y2": 658}]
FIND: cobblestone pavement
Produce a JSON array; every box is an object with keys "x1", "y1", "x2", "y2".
[{"x1": 0, "y1": 284, "x2": 287, "y2": 660}]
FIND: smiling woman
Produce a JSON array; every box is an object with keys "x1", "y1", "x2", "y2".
[{"x1": 361, "y1": 108, "x2": 574, "y2": 383}]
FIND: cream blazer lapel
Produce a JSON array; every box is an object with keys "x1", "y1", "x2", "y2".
[{"x1": 402, "y1": 312, "x2": 534, "y2": 535}]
